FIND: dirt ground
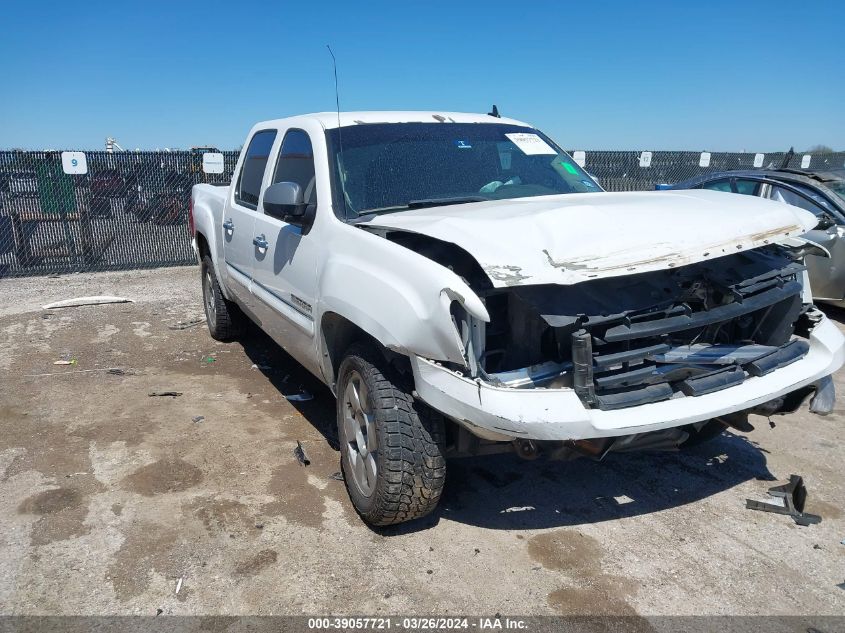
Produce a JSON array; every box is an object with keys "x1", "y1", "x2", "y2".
[{"x1": 0, "y1": 266, "x2": 843, "y2": 617}]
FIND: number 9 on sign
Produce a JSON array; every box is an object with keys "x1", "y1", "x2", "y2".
[{"x1": 61, "y1": 151, "x2": 88, "y2": 175}]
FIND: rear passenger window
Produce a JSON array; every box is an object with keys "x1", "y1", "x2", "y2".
[
  {"x1": 273, "y1": 129, "x2": 317, "y2": 206},
  {"x1": 235, "y1": 130, "x2": 277, "y2": 208}
]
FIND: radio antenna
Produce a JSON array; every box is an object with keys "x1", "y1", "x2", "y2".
[
  {"x1": 326, "y1": 45, "x2": 343, "y2": 131},
  {"x1": 326, "y1": 44, "x2": 349, "y2": 217}
]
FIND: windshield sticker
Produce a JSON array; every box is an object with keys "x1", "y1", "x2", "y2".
[
  {"x1": 560, "y1": 161, "x2": 579, "y2": 175},
  {"x1": 455, "y1": 140, "x2": 472, "y2": 149},
  {"x1": 505, "y1": 133, "x2": 557, "y2": 155}
]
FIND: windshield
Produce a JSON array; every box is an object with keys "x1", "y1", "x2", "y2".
[{"x1": 326, "y1": 122, "x2": 600, "y2": 218}]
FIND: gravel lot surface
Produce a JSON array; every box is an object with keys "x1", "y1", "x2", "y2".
[{"x1": 0, "y1": 267, "x2": 843, "y2": 619}]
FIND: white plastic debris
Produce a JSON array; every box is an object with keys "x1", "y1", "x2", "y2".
[{"x1": 43, "y1": 296, "x2": 133, "y2": 310}]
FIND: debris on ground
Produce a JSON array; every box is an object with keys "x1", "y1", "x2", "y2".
[
  {"x1": 745, "y1": 474, "x2": 822, "y2": 526},
  {"x1": 155, "y1": 608, "x2": 163, "y2": 616},
  {"x1": 53, "y1": 359, "x2": 77, "y2": 366},
  {"x1": 168, "y1": 318, "x2": 204, "y2": 330},
  {"x1": 43, "y1": 296, "x2": 133, "y2": 310},
  {"x1": 27, "y1": 367, "x2": 125, "y2": 378},
  {"x1": 294, "y1": 441, "x2": 311, "y2": 466},
  {"x1": 255, "y1": 522, "x2": 264, "y2": 529},
  {"x1": 251, "y1": 363, "x2": 272, "y2": 370},
  {"x1": 204, "y1": 356, "x2": 216, "y2": 364},
  {"x1": 192, "y1": 416, "x2": 205, "y2": 423},
  {"x1": 285, "y1": 390, "x2": 313, "y2": 402},
  {"x1": 175, "y1": 577, "x2": 183, "y2": 595},
  {"x1": 148, "y1": 391, "x2": 183, "y2": 397},
  {"x1": 329, "y1": 471, "x2": 344, "y2": 481},
  {"x1": 26, "y1": 367, "x2": 128, "y2": 378}
]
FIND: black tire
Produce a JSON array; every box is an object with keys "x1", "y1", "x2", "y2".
[
  {"x1": 679, "y1": 418, "x2": 729, "y2": 449},
  {"x1": 201, "y1": 255, "x2": 242, "y2": 341},
  {"x1": 336, "y1": 344, "x2": 446, "y2": 526}
]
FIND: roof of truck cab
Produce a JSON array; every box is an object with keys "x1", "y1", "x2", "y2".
[{"x1": 252, "y1": 111, "x2": 531, "y2": 130}]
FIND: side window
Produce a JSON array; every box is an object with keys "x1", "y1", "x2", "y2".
[
  {"x1": 702, "y1": 179, "x2": 760, "y2": 195},
  {"x1": 235, "y1": 130, "x2": 277, "y2": 209},
  {"x1": 769, "y1": 184, "x2": 832, "y2": 217},
  {"x1": 272, "y1": 129, "x2": 317, "y2": 206},
  {"x1": 701, "y1": 180, "x2": 732, "y2": 193},
  {"x1": 733, "y1": 180, "x2": 760, "y2": 196}
]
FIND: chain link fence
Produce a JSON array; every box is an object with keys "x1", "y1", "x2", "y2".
[
  {"x1": 574, "y1": 150, "x2": 845, "y2": 191},
  {"x1": 0, "y1": 150, "x2": 237, "y2": 278},
  {"x1": 1, "y1": 148, "x2": 843, "y2": 278}
]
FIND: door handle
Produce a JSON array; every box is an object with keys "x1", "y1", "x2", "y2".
[
  {"x1": 222, "y1": 218, "x2": 234, "y2": 231},
  {"x1": 253, "y1": 234, "x2": 268, "y2": 249}
]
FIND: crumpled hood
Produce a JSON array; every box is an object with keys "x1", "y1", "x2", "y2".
[{"x1": 359, "y1": 190, "x2": 818, "y2": 288}]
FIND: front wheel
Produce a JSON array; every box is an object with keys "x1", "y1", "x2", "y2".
[{"x1": 336, "y1": 344, "x2": 446, "y2": 526}]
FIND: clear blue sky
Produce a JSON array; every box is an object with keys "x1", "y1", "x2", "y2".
[{"x1": 1, "y1": 0, "x2": 842, "y2": 151}]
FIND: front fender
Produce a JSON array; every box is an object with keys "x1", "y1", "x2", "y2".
[{"x1": 318, "y1": 228, "x2": 489, "y2": 366}]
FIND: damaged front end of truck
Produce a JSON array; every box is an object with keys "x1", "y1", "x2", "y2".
[
  {"x1": 446, "y1": 246, "x2": 835, "y2": 458},
  {"x1": 358, "y1": 192, "x2": 845, "y2": 460}
]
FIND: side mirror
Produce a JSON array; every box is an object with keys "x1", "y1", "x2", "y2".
[
  {"x1": 263, "y1": 181, "x2": 306, "y2": 220},
  {"x1": 816, "y1": 212, "x2": 836, "y2": 230}
]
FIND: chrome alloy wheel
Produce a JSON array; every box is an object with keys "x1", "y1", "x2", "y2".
[
  {"x1": 203, "y1": 268, "x2": 217, "y2": 329},
  {"x1": 342, "y1": 370, "x2": 377, "y2": 496}
]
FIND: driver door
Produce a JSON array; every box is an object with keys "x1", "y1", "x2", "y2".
[{"x1": 250, "y1": 128, "x2": 321, "y2": 375}]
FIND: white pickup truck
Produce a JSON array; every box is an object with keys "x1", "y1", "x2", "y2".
[{"x1": 191, "y1": 111, "x2": 844, "y2": 526}]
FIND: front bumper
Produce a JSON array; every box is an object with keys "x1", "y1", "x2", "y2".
[{"x1": 411, "y1": 314, "x2": 845, "y2": 441}]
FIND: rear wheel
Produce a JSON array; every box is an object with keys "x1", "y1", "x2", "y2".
[
  {"x1": 201, "y1": 255, "x2": 242, "y2": 341},
  {"x1": 336, "y1": 344, "x2": 446, "y2": 526}
]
